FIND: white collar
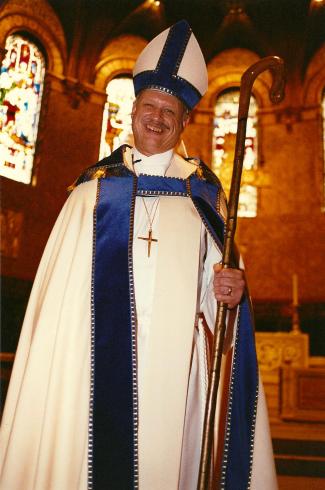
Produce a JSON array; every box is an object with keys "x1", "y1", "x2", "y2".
[{"x1": 132, "y1": 148, "x2": 173, "y2": 176}]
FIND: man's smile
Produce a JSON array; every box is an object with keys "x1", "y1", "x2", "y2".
[{"x1": 146, "y1": 124, "x2": 163, "y2": 133}]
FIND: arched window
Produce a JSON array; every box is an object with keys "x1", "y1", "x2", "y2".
[
  {"x1": 212, "y1": 88, "x2": 258, "y2": 217},
  {"x1": 0, "y1": 34, "x2": 46, "y2": 184},
  {"x1": 99, "y1": 75, "x2": 135, "y2": 159}
]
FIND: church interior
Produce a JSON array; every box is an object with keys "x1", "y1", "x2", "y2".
[{"x1": 0, "y1": 0, "x2": 324, "y2": 487}]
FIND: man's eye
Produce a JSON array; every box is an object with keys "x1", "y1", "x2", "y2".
[
  {"x1": 164, "y1": 108, "x2": 174, "y2": 115},
  {"x1": 144, "y1": 103, "x2": 153, "y2": 108}
]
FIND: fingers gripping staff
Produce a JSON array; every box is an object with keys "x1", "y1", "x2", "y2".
[{"x1": 213, "y1": 264, "x2": 246, "y2": 310}]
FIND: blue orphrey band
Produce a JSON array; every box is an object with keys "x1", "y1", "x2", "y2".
[
  {"x1": 221, "y1": 299, "x2": 258, "y2": 490},
  {"x1": 89, "y1": 171, "x2": 258, "y2": 489},
  {"x1": 92, "y1": 175, "x2": 136, "y2": 489}
]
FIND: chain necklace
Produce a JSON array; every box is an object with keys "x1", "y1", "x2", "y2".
[
  {"x1": 132, "y1": 152, "x2": 172, "y2": 257},
  {"x1": 132, "y1": 154, "x2": 160, "y2": 257}
]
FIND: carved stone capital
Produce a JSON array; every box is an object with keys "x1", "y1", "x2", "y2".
[
  {"x1": 274, "y1": 106, "x2": 303, "y2": 132},
  {"x1": 62, "y1": 78, "x2": 90, "y2": 109}
]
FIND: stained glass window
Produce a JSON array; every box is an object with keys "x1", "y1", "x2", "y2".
[
  {"x1": 0, "y1": 34, "x2": 45, "y2": 184},
  {"x1": 212, "y1": 88, "x2": 258, "y2": 217},
  {"x1": 99, "y1": 76, "x2": 135, "y2": 159}
]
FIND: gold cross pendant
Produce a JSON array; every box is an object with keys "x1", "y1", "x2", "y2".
[{"x1": 138, "y1": 229, "x2": 158, "y2": 257}]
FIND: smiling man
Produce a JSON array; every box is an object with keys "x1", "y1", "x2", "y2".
[
  {"x1": 131, "y1": 89, "x2": 189, "y2": 156},
  {"x1": 0, "y1": 20, "x2": 277, "y2": 490}
]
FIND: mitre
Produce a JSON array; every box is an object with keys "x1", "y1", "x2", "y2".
[{"x1": 133, "y1": 19, "x2": 208, "y2": 110}]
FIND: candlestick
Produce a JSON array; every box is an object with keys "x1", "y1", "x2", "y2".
[
  {"x1": 291, "y1": 273, "x2": 301, "y2": 334},
  {"x1": 292, "y1": 273, "x2": 298, "y2": 306}
]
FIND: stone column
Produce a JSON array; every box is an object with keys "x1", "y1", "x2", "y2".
[{"x1": 0, "y1": 46, "x2": 7, "y2": 64}]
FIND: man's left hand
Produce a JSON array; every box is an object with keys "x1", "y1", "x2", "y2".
[{"x1": 213, "y1": 264, "x2": 245, "y2": 309}]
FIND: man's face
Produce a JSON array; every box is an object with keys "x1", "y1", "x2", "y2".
[{"x1": 131, "y1": 89, "x2": 189, "y2": 156}]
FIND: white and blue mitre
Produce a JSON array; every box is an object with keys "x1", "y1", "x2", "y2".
[{"x1": 133, "y1": 19, "x2": 208, "y2": 109}]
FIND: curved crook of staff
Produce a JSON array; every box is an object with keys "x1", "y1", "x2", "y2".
[{"x1": 197, "y1": 56, "x2": 285, "y2": 490}]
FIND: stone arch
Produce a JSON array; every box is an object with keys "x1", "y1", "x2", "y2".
[
  {"x1": 94, "y1": 35, "x2": 147, "y2": 91},
  {"x1": 303, "y1": 43, "x2": 325, "y2": 105},
  {"x1": 201, "y1": 48, "x2": 273, "y2": 111},
  {"x1": 0, "y1": 0, "x2": 67, "y2": 76},
  {"x1": 303, "y1": 43, "x2": 325, "y2": 211}
]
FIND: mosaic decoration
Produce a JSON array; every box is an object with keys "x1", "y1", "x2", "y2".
[
  {"x1": 0, "y1": 35, "x2": 45, "y2": 184},
  {"x1": 212, "y1": 89, "x2": 258, "y2": 217},
  {"x1": 99, "y1": 76, "x2": 135, "y2": 159}
]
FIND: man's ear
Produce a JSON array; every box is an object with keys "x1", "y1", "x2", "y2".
[
  {"x1": 131, "y1": 100, "x2": 137, "y2": 117},
  {"x1": 182, "y1": 112, "x2": 190, "y2": 129}
]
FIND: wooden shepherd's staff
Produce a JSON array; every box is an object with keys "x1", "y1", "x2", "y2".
[{"x1": 197, "y1": 56, "x2": 285, "y2": 490}]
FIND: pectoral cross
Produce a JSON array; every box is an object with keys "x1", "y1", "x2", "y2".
[{"x1": 138, "y1": 229, "x2": 158, "y2": 257}]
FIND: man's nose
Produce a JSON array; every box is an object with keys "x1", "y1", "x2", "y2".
[{"x1": 151, "y1": 107, "x2": 163, "y2": 121}]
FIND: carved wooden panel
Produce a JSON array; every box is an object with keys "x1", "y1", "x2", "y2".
[
  {"x1": 256, "y1": 332, "x2": 310, "y2": 420},
  {"x1": 281, "y1": 367, "x2": 325, "y2": 422}
]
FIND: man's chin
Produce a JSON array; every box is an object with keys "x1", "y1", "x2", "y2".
[{"x1": 137, "y1": 139, "x2": 171, "y2": 156}]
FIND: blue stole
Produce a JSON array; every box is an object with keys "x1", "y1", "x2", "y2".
[{"x1": 87, "y1": 169, "x2": 258, "y2": 489}]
